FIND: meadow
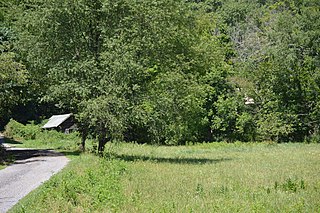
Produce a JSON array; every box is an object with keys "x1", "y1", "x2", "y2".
[{"x1": 8, "y1": 141, "x2": 320, "y2": 212}]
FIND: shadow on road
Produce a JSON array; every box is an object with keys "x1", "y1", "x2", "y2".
[
  {"x1": 12, "y1": 159, "x2": 46, "y2": 165},
  {"x1": 6, "y1": 149, "x2": 64, "y2": 161}
]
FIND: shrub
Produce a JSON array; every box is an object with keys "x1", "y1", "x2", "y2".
[
  {"x1": 4, "y1": 119, "x2": 25, "y2": 139},
  {"x1": 4, "y1": 119, "x2": 41, "y2": 140},
  {"x1": 3, "y1": 119, "x2": 80, "y2": 150}
]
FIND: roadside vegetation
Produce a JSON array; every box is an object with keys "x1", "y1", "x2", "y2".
[
  {"x1": 10, "y1": 154, "x2": 126, "y2": 212},
  {"x1": 3, "y1": 119, "x2": 95, "y2": 152},
  {"x1": 4, "y1": 120, "x2": 320, "y2": 212},
  {"x1": 9, "y1": 140, "x2": 320, "y2": 212}
]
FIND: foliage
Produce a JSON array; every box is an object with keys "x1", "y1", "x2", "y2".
[
  {"x1": 4, "y1": 119, "x2": 80, "y2": 150},
  {"x1": 0, "y1": 26, "x2": 29, "y2": 125},
  {"x1": 213, "y1": 0, "x2": 320, "y2": 142},
  {"x1": 11, "y1": 0, "x2": 231, "y2": 147},
  {"x1": 1, "y1": 0, "x2": 320, "y2": 146},
  {"x1": 4, "y1": 119, "x2": 40, "y2": 140}
]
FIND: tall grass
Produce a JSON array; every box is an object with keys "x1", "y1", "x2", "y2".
[
  {"x1": 10, "y1": 142, "x2": 320, "y2": 212},
  {"x1": 3, "y1": 119, "x2": 96, "y2": 151},
  {"x1": 10, "y1": 154, "x2": 127, "y2": 213},
  {"x1": 111, "y1": 142, "x2": 320, "y2": 212}
]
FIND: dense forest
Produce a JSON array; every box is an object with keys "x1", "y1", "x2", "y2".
[{"x1": 1, "y1": 0, "x2": 319, "y2": 150}]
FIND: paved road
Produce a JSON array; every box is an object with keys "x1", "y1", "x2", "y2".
[{"x1": 0, "y1": 146, "x2": 69, "y2": 213}]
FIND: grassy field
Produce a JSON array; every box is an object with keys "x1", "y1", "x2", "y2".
[{"x1": 9, "y1": 142, "x2": 320, "y2": 212}]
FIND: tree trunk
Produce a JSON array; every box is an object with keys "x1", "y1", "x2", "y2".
[
  {"x1": 98, "y1": 127, "x2": 107, "y2": 154},
  {"x1": 80, "y1": 128, "x2": 88, "y2": 152}
]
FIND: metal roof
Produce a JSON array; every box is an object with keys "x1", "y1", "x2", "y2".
[{"x1": 42, "y1": 113, "x2": 72, "y2": 129}]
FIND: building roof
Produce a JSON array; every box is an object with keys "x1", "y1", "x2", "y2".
[{"x1": 42, "y1": 113, "x2": 72, "y2": 129}]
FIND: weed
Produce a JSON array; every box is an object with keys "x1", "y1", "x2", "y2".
[
  {"x1": 273, "y1": 178, "x2": 307, "y2": 193},
  {"x1": 195, "y1": 183, "x2": 204, "y2": 197}
]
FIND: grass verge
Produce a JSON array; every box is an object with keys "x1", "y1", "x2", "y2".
[{"x1": 9, "y1": 154, "x2": 127, "y2": 213}]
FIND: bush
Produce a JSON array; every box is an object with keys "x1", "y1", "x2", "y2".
[
  {"x1": 3, "y1": 119, "x2": 80, "y2": 150},
  {"x1": 4, "y1": 119, "x2": 41, "y2": 140}
]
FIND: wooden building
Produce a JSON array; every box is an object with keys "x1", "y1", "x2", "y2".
[{"x1": 42, "y1": 113, "x2": 76, "y2": 133}]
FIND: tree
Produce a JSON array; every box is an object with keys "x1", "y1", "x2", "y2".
[
  {"x1": 0, "y1": 26, "x2": 28, "y2": 127},
  {"x1": 14, "y1": 0, "x2": 231, "y2": 150},
  {"x1": 227, "y1": 0, "x2": 320, "y2": 141}
]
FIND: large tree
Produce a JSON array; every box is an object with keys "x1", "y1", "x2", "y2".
[{"x1": 14, "y1": 0, "x2": 230, "y2": 150}]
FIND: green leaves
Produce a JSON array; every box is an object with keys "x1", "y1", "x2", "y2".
[
  {"x1": 5, "y1": 0, "x2": 319, "y2": 144},
  {"x1": 79, "y1": 95, "x2": 128, "y2": 141},
  {"x1": 0, "y1": 27, "x2": 28, "y2": 122}
]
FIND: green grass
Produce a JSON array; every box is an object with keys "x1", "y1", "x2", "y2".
[
  {"x1": 10, "y1": 154, "x2": 126, "y2": 213},
  {"x1": 3, "y1": 119, "x2": 96, "y2": 152},
  {"x1": 4, "y1": 132, "x2": 81, "y2": 150},
  {"x1": 3, "y1": 133, "x2": 97, "y2": 155},
  {"x1": 9, "y1": 142, "x2": 320, "y2": 212}
]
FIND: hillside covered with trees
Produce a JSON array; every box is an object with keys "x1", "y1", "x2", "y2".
[{"x1": 1, "y1": 0, "x2": 319, "y2": 150}]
